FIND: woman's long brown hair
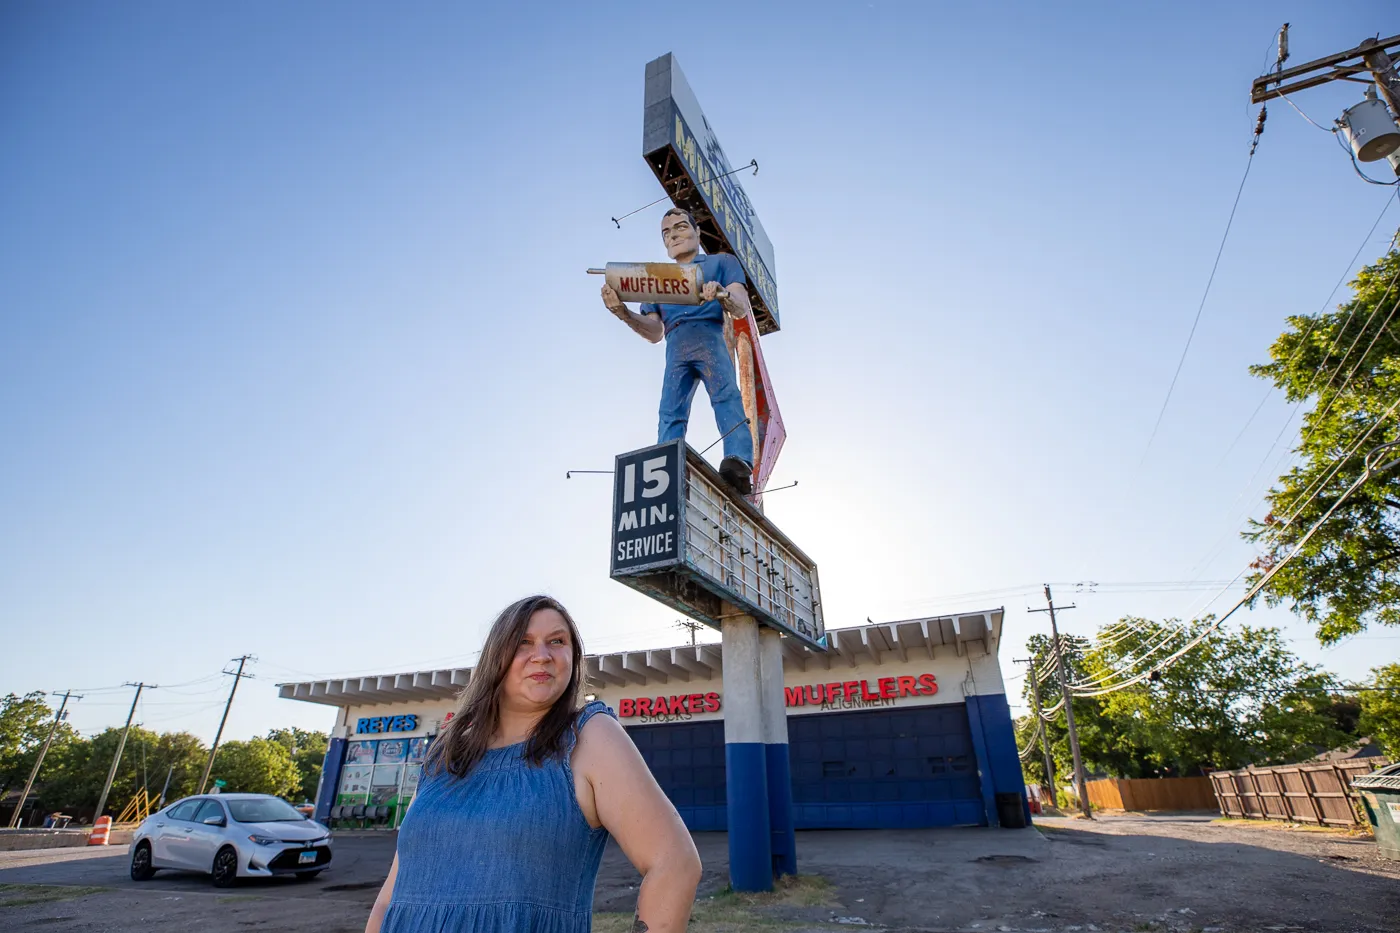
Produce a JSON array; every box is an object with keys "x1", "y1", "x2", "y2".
[{"x1": 425, "y1": 594, "x2": 586, "y2": 779}]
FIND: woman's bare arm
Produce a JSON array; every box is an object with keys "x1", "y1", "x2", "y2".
[
  {"x1": 364, "y1": 852, "x2": 399, "y2": 933},
  {"x1": 576, "y1": 715, "x2": 701, "y2": 932}
]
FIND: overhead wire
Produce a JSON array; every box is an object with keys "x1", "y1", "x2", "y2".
[
  {"x1": 1073, "y1": 424, "x2": 1400, "y2": 697},
  {"x1": 1017, "y1": 716, "x2": 1045, "y2": 761},
  {"x1": 1181, "y1": 194, "x2": 1399, "y2": 583},
  {"x1": 1279, "y1": 262, "x2": 1400, "y2": 527},
  {"x1": 1140, "y1": 101, "x2": 1268, "y2": 463}
]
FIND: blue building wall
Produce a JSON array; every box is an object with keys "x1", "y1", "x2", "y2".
[
  {"x1": 627, "y1": 697, "x2": 1024, "y2": 831},
  {"x1": 968, "y1": 693, "x2": 1031, "y2": 825}
]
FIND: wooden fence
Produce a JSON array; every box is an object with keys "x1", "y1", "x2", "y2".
[
  {"x1": 1084, "y1": 777, "x2": 1218, "y2": 811},
  {"x1": 1208, "y1": 758, "x2": 1391, "y2": 827}
]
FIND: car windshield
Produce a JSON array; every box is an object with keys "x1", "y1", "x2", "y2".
[{"x1": 226, "y1": 798, "x2": 307, "y2": 824}]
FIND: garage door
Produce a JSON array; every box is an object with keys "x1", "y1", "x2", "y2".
[
  {"x1": 629, "y1": 703, "x2": 985, "y2": 831},
  {"x1": 626, "y1": 720, "x2": 727, "y2": 831},
  {"x1": 788, "y1": 703, "x2": 985, "y2": 828}
]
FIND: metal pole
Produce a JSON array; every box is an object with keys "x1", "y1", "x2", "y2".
[
  {"x1": 94, "y1": 683, "x2": 153, "y2": 820},
  {"x1": 7, "y1": 691, "x2": 79, "y2": 828},
  {"x1": 1025, "y1": 659, "x2": 1058, "y2": 804},
  {"x1": 1043, "y1": 586, "x2": 1092, "y2": 819},
  {"x1": 199, "y1": 656, "x2": 251, "y2": 794},
  {"x1": 157, "y1": 765, "x2": 174, "y2": 808}
]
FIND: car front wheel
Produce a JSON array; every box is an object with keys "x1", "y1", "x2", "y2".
[
  {"x1": 211, "y1": 847, "x2": 239, "y2": 888},
  {"x1": 130, "y1": 842, "x2": 156, "y2": 881}
]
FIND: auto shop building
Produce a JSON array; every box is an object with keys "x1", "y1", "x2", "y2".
[{"x1": 279, "y1": 609, "x2": 1028, "y2": 831}]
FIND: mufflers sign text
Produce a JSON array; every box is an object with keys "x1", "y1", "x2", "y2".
[
  {"x1": 589, "y1": 262, "x2": 701, "y2": 305},
  {"x1": 617, "y1": 674, "x2": 938, "y2": 720}
]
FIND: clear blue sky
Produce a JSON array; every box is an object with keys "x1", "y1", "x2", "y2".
[{"x1": 2, "y1": 2, "x2": 1396, "y2": 742}]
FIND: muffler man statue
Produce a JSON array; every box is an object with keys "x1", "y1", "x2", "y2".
[{"x1": 601, "y1": 207, "x2": 755, "y2": 495}]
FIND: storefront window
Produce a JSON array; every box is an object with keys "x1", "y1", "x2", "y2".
[
  {"x1": 402, "y1": 764, "x2": 422, "y2": 797},
  {"x1": 346, "y1": 740, "x2": 376, "y2": 765},
  {"x1": 337, "y1": 726, "x2": 436, "y2": 827},
  {"x1": 338, "y1": 764, "x2": 373, "y2": 805}
]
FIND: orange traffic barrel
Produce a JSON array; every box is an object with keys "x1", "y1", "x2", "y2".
[{"x1": 88, "y1": 815, "x2": 111, "y2": 846}]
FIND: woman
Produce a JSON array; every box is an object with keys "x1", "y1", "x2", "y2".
[{"x1": 365, "y1": 595, "x2": 701, "y2": 933}]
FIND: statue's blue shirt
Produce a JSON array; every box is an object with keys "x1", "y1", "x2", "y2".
[{"x1": 640, "y1": 253, "x2": 747, "y2": 336}]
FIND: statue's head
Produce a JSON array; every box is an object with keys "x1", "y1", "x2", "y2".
[{"x1": 661, "y1": 207, "x2": 700, "y2": 260}]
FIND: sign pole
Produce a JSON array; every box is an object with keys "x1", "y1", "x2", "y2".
[
  {"x1": 719, "y1": 608, "x2": 772, "y2": 892},
  {"x1": 759, "y1": 626, "x2": 795, "y2": 876}
]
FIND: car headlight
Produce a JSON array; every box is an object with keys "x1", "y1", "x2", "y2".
[{"x1": 247, "y1": 834, "x2": 279, "y2": 846}]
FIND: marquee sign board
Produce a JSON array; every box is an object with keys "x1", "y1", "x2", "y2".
[
  {"x1": 610, "y1": 440, "x2": 824, "y2": 650},
  {"x1": 643, "y1": 53, "x2": 780, "y2": 335}
]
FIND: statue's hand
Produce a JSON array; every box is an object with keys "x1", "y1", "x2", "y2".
[
  {"x1": 700, "y1": 281, "x2": 723, "y2": 303},
  {"x1": 601, "y1": 284, "x2": 628, "y2": 319}
]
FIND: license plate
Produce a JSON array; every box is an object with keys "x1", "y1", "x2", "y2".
[{"x1": 298, "y1": 850, "x2": 317, "y2": 865}]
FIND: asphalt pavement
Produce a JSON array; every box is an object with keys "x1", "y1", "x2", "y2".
[{"x1": 2, "y1": 817, "x2": 1398, "y2": 932}]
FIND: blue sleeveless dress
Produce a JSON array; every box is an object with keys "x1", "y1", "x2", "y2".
[{"x1": 383, "y1": 701, "x2": 616, "y2": 933}]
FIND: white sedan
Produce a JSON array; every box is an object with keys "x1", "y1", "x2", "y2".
[{"x1": 130, "y1": 793, "x2": 333, "y2": 887}]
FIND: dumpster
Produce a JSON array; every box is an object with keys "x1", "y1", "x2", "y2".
[{"x1": 1352, "y1": 762, "x2": 1400, "y2": 860}]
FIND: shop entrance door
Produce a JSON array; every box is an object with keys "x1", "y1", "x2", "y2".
[{"x1": 788, "y1": 703, "x2": 985, "y2": 828}]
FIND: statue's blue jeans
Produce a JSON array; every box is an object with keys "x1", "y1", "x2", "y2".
[{"x1": 657, "y1": 320, "x2": 754, "y2": 466}]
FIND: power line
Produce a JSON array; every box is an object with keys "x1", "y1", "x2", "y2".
[
  {"x1": 1074, "y1": 434, "x2": 1400, "y2": 697},
  {"x1": 1193, "y1": 193, "x2": 1398, "y2": 571},
  {"x1": 1141, "y1": 105, "x2": 1267, "y2": 463},
  {"x1": 1285, "y1": 253, "x2": 1400, "y2": 482}
]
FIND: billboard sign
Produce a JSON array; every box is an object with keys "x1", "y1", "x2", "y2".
[
  {"x1": 643, "y1": 53, "x2": 780, "y2": 334},
  {"x1": 609, "y1": 440, "x2": 824, "y2": 650},
  {"x1": 611, "y1": 440, "x2": 684, "y2": 576}
]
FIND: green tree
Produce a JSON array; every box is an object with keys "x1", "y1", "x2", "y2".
[
  {"x1": 266, "y1": 728, "x2": 329, "y2": 802},
  {"x1": 39, "y1": 728, "x2": 207, "y2": 813},
  {"x1": 210, "y1": 737, "x2": 300, "y2": 797},
  {"x1": 1359, "y1": 663, "x2": 1400, "y2": 757},
  {"x1": 1022, "y1": 619, "x2": 1349, "y2": 780},
  {"x1": 1082, "y1": 618, "x2": 1346, "y2": 771},
  {"x1": 0, "y1": 692, "x2": 79, "y2": 821},
  {"x1": 1246, "y1": 239, "x2": 1400, "y2": 644},
  {"x1": 0, "y1": 693, "x2": 63, "y2": 794},
  {"x1": 145, "y1": 732, "x2": 212, "y2": 804}
]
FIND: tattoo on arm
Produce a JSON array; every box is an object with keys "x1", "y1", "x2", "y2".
[{"x1": 630, "y1": 915, "x2": 649, "y2": 932}]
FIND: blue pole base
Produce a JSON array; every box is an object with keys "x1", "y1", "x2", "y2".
[
  {"x1": 765, "y1": 742, "x2": 796, "y2": 876},
  {"x1": 725, "y1": 742, "x2": 772, "y2": 891}
]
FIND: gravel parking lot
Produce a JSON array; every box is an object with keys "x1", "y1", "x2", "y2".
[{"x1": 1, "y1": 814, "x2": 1397, "y2": 932}]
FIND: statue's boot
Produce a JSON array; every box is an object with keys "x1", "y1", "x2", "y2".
[{"x1": 719, "y1": 456, "x2": 753, "y2": 497}]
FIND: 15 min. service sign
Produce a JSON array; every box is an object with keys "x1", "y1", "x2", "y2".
[{"x1": 611, "y1": 440, "x2": 684, "y2": 575}]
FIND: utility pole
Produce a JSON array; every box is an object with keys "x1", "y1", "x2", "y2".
[
  {"x1": 1015, "y1": 657, "x2": 1057, "y2": 805},
  {"x1": 94, "y1": 683, "x2": 155, "y2": 821},
  {"x1": 7, "y1": 690, "x2": 81, "y2": 828},
  {"x1": 1029, "y1": 585, "x2": 1092, "y2": 819},
  {"x1": 675, "y1": 618, "x2": 701, "y2": 647},
  {"x1": 1250, "y1": 29, "x2": 1400, "y2": 176},
  {"x1": 157, "y1": 764, "x2": 174, "y2": 808},
  {"x1": 199, "y1": 655, "x2": 254, "y2": 794}
]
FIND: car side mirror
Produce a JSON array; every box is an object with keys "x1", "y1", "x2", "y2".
[{"x1": 203, "y1": 816, "x2": 225, "y2": 826}]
